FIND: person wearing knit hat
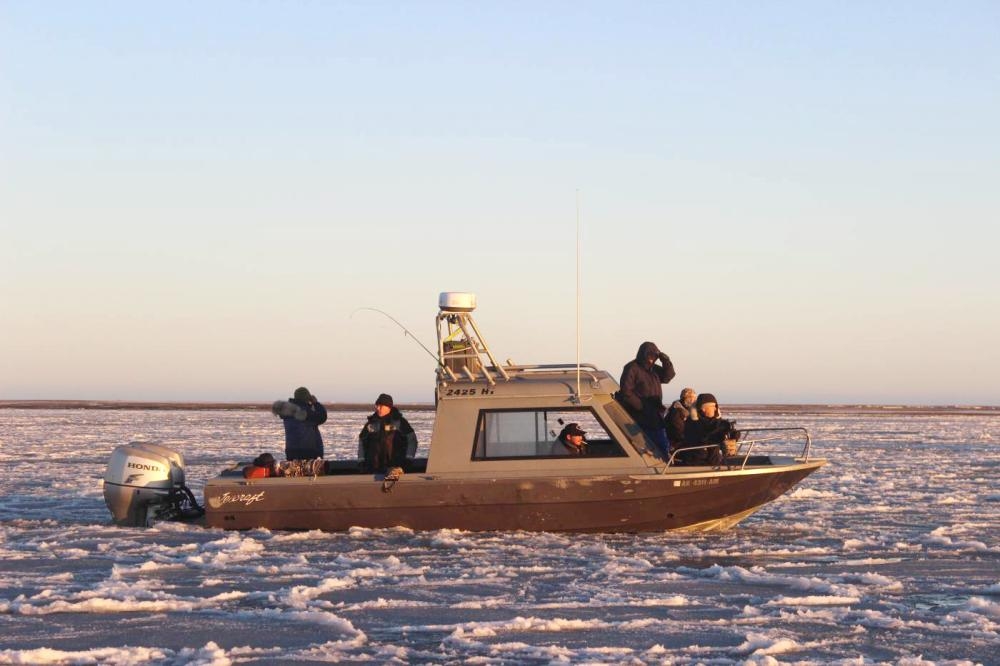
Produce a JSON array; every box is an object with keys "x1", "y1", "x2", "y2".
[
  {"x1": 271, "y1": 386, "x2": 327, "y2": 461},
  {"x1": 359, "y1": 393, "x2": 417, "y2": 473},
  {"x1": 676, "y1": 391, "x2": 738, "y2": 466},
  {"x1": 695, "y1": 393, "x2": 722, "y2": 422}
]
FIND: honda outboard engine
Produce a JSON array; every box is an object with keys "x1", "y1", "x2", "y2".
[{"x1": 103, "y1": 442, "x2": 204, "y2": 527}]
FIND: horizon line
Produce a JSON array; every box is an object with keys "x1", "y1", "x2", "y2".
[{"x1": 1, "y1": 400, "x2": 997, "y2": 414}]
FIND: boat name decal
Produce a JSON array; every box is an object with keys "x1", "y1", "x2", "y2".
[{"x1": 216, "y1": 491, "x2": 266, "y2": 506}]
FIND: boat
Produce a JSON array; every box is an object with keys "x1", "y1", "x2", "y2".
[{"x1": 104, "y1": 292, "x2": 826, "y2": 533}]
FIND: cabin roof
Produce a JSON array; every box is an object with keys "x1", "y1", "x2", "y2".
[{"x1": 437, "y1": 365, "x2": 618, "y2": 401}]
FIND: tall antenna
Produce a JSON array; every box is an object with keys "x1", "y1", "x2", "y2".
[{"x1": 575, "y1": 189, "x2": 581, "y2": 401}]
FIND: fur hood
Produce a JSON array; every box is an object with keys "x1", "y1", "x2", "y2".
[
  {"x1": 671, "y1": 399, "x2": 697, "y2": 420},
  {"x1": 272, "y1": 400, "x2": 307, "y2": 421}
]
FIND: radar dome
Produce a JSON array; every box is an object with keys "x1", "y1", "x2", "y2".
[{"x1": 439, "y1": 292, "x2": 477, "y2": 312}]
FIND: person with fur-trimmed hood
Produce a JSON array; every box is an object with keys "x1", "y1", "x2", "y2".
[
  {"x1": 665, "y1": 387, "x2": 697, "y2": 452},
  {"x1": 618, "y1": 341, "x2": 676, "y2": 454},
  {"x1": 358, "y1": 393, "x2": 417, "y2": 473},
  {"x1": 272, "y1": 387, "x2": 328, "y2": 461}
]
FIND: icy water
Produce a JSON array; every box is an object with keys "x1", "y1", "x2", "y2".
[{"x1": 0, "y1": 408, "x2": 997, "y2": 665}]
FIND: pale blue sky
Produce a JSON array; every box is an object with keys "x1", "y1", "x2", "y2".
[{"x1": 2, "y1": 2, "x2": 998, "y2": 404}]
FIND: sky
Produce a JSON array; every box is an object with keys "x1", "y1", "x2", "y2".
[{"x1": 2, "y1": 2, "x2": 998, "y2": 405}]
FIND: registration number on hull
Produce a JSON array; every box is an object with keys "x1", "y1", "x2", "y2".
[
  {"x1": 444, "y1": 388, "x2": 495, "y2": 397},
  {"x1": 672, "y1": 478, "x2": 720, "y2": 488}
]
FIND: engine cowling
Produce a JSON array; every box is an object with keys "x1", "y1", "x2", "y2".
[{"x1": 103, "y1": 442, "x2": 199, "y2": 526}]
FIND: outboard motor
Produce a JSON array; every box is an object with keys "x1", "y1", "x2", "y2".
[{"x1": 103, "y1": 442, "x2": 204, "y2": 527}]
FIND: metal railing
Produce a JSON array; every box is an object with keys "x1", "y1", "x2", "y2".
[
  {"x1": 491, "y1": 363, "x2": 603, "y2": 386},
  {"x1": 665, "y1": 427, "x2": 813, "y2": 470},
  {"x1": 438, "y1": 363, "x2": 606, "y2": 391}
]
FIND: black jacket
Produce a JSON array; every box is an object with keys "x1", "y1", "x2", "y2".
[
  {"x1": 618, "y1": 342, "x2": 676, "y2": 430},
  {"x1": 677, "y1": 415, "x2": 735, "y2": 465},
  {"x1": 683, "y1": 415, "x2": 736, "y2": 447},
  {"x1": 281, "y1": 398, "x2": 328, "y2": 460},
  {"x1": 359, "y1": 408, "x2": 416, "y2": 472},
  {"x1": 664, "y1": 400, "x2": 690, "y2": 445}
]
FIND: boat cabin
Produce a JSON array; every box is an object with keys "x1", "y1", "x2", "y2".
[{"x1": 392, "y1": 292, "x2": 658, "y2": 476}]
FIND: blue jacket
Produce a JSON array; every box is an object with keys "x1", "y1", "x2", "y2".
[{"x1": 281, "y1": 398, "x2": 328, "y2": 460}]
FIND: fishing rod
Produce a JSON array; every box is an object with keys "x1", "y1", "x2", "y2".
[{"x1": 351, "y1": 307, "x2": 443, "y2": 368}]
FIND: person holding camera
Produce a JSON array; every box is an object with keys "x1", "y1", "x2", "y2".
[
  {"x1": 678, "y1": 393, "x2": 739, "y2": 466},
  {"x1": 272, "y1": 386, "x2": 328, "y2": 461},
  {"x1": 618, "y1": 341, "x2": 676, "y2": 455}
]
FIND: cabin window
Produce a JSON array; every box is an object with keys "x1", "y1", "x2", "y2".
[{"x1": 472, "y1": 408, "x2": 627, "y2": 460}]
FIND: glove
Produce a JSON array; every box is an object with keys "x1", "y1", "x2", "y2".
[{"x1": 658, "y1": 351, "x2": 670, "y2": 363}]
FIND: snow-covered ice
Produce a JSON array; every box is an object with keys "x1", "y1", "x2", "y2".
[{"x1": 0, "y1": 408, "x2": 997, "y2": 664}]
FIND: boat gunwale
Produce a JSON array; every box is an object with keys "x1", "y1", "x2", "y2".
[{"x1": 205, "y1": 458, "x2": 828, "y2": 487}]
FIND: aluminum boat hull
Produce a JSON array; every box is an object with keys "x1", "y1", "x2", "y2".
[{"x1": 204, "y1": 460, "x2": 824, "y2": 533}]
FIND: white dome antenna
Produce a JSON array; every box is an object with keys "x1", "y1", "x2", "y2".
[{"x1": 438, "y1": 292, "x2": 477, "y2": 313}]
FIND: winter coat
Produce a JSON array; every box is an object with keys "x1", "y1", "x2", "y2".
[
  {"x1": 664, "y1": 400, "x2": 691, "y2": 446},
  {"x1": 358, "y1": 408, "x2": 417, "y2": 472},
  {"x1": 277, "y1": 398, "x2": 327, "y2": 461},
  {"x1": 684, "y1": 415, "x2": 736, "y2": 447},
  {"x1": 677, "y1": 415, "x2": 735, "y2": 465},
  {"x1": 618, "y1": 342, "x2": 676, "y2": 430}
]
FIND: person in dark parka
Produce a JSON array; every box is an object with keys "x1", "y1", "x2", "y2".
[
  {"x1": 358, "y1": 393, "x2": 417, "y2": 473},
  {"x1": 272, "y1": 386, "x2": 328, "y2": 461},
  {"x1": 618, "y1": 341, "x2": 676, "y2": 454},
  {"x1": 679, "y1": 393, "x2": 736, "y2": 465}
]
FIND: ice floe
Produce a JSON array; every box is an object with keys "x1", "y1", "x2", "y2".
[{"x1": 0, "y1": 407, "x2": 996, "y2": 663}]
